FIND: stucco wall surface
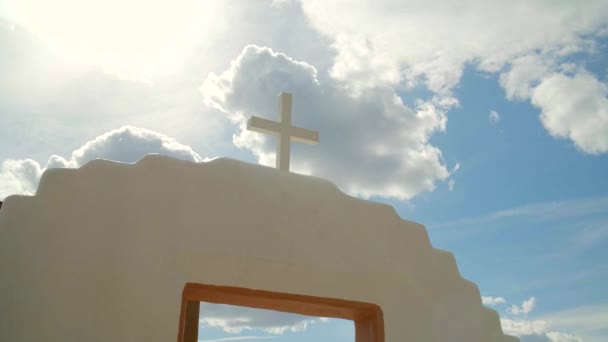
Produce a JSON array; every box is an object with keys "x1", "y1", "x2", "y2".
[{"x1": 0, "y1": 155, "x2": 517, "y2": 341}]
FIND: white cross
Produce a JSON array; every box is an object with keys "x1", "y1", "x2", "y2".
[{"x1": 246, "y1": 92, "x2": 319, "y2": 171}]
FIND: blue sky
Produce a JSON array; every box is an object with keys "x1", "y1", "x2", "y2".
[{"x1": 1, "y1": 1, "x2": 607, "y2": 341}]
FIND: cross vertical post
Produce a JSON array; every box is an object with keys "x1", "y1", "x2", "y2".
[
  {"x1": 246, "y1": 92, "x2": 319, "y2": 172},
  {"x1": 277, "y1": 92, "x2": 292, "y2": 171}
]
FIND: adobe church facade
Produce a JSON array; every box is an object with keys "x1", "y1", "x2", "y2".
[{"x1": 0, "y1": 155, "x2": 517, "y2": 341}]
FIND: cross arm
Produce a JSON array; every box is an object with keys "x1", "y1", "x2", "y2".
[
  {"x1": 247, "y1": 116, "x2": 281, "y2": 136},
  {"x1": 290, "y1": 126, "x2": 319, "y2": 145}
]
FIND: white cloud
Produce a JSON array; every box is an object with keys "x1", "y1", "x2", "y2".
[
  {"x1": 540, "y1": 304, "x2": 608, "y2": 338},
  {"x1": 432, "y1": 196, "x2": 608, "y2": 229},
  {"x1": 300, "y1": 0, "x2": 608, "y2": 92},
  {"x1": 298, "y1": 1, "x2": 608, "y2": 153},
  {"x1": 3, "y1": 0, "x2": 334, "y2": 84},
  {"x1": 545, "y1": 332, "x2": 583, "y2": 342},
  {"x1": 448, "y1": 179, "x2": 455, "y2": 192},
  {"x1": 499, "y1": 55, "x2": 553, "y2": 101},
  {"x1": 199, "y1": 303, "x2": 326, "y2": 335},
  {"x1": 0, "y1": 126, "x2": 203, "y2": 200},
  {"x1": 502, "y1": 318, "x2": 584, "y2": 342},
  {"x1": 0, "y1": 159, "x2": 43, "y2": 199},
  {"x1": 202, "y1": 45, "x2": 452, "y2": 200},
  {"x1": 329, "y1": 33, "x2": 402, "y2": 94},
  {"x1": 509, "y1": 297, "x2": 536, "y2": 317},
  {"x1": 49, "y1": 125, "x2": 203, "y2": 167},
  {"x1": 492, "y1": 296, "x2": 603, "y2": 341},
  {"x1": 500, "y1": 56, "x2": 608, "y2": 154},
  {"x1": 482, "y1": 296, "x2": 506, "y2": 306},
  {"x1": 531, "y1": 71, "x2": 608, "y2": 154},
  {"x1": 501, "y1": 317, "x2": 549, "y2": 337},
  {"x1": 4, "y1": 0, "x2": 608, "y2": 162},
  {"x1": 200, "y1": 337, "x2": 277, "y2": 342},
  {"x1": 7, "y1": 0, "x2": 219, "y2": 81},
  {"x1": 489, "y1": 110, "x2": 500, "y2": 124}
]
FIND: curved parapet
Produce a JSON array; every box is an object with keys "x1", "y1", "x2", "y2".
[{"x1": 0, "y1": 154, "x2": 517, "y2": 341}]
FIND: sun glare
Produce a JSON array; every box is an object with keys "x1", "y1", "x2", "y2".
[{"x1": 8, "y1": 0, "x2": 215, "y2": 80}]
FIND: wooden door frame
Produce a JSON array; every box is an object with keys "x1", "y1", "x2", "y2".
[{"x1": 177, "y1": 283, "x2": 384, "y2": 342}]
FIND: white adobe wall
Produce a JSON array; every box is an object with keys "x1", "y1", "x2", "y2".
[{"x1": 0, "y1": 155, "x2": 517, "y2": 341}]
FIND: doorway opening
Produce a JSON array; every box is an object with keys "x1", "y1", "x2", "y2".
[{"x1": 177, "y1": 283, "x2": 384, "y2": 342}]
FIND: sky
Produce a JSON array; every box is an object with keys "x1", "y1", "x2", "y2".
[{"x1": 0, "y1": 0, "x2": 607, "y2": 341}]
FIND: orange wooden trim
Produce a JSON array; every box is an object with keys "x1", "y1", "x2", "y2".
[
  {"x1": 183, "y1": 300, "x2": 200, "y2": 342},
  {"x1": 177, "y1": 283, "x2": 384, "y2": 342}
]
